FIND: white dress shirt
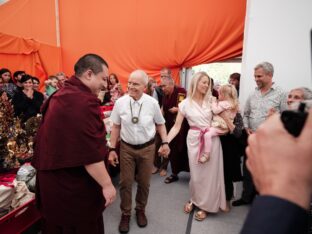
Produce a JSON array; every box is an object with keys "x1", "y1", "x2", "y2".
[{"x1": 110, "y1": 93, "x2": 165, "y2": 145}]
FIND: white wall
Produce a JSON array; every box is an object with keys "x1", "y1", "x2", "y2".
[
  {"x1": 240, "y1": 0, "x2": 312, "y2": 107},
  {"x1": 180, "y1": 67, "x2": 195, "y2": 91}
]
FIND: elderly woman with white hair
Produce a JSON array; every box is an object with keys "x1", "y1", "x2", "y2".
[
  {"x1": 287, "y1": 87, "x2": 312, "y2": 109},
  {"x1": 167, "y1": 71, "x2": 226, "y2": 221}
]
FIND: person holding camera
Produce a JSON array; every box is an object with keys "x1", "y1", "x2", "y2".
[{"x1": 241, "y1": 107, "x2": 312, "y2": 234}]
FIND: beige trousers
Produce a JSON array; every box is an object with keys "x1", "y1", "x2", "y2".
[{"x1": 119, "y1": 141, "x2": 155, "y2": 215}]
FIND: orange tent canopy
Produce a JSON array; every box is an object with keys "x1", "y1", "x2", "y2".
[
  {"x1": 0, "y1": 0, "x2": 246, "y2": 87},
  {"x1": 0, "y1": 0, "x2": 61, "y2": 90},
  {"x1": 0, "y1": 32, "x2": 61, "y2": 90}
]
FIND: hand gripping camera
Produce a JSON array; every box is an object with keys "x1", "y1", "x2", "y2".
[{"x1": 281, "y1": 101, "x2": 311, "y2": 137}]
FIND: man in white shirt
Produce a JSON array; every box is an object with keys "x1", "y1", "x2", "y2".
[{"x1": 108, "y1": 69, "x2": 170, "y2": 234}]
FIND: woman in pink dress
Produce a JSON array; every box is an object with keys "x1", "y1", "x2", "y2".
[
  {"x1": 167, "y1": 71, "x2": 226, "y2": 221},
  {"x1": 109, "y1": 73, "x2": 124, "y2": 103}
]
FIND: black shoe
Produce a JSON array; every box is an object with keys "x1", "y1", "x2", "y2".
[
  {"x1": 119, "y1": 214, "x2": 131, "y2": 233},
  {"x1": 232, "y1": 199, "x2": 251, "y2": 207},
  {"x1": 164, "y1": 174, "x2": 179, "y2": 184}
]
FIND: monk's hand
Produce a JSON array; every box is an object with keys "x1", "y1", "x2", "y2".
[
  {"x1": 102, "y1": 183, "x2": 117, "y2": 207},
  {"x1": 168, "y1": 107, "x2": 178, "y2": 113},
  {"x1": 108, "y1": 151, "x2": 119, "y2": 167}
]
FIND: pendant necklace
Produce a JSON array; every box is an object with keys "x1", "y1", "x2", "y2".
[{"x1": 130, "y1": 100, "x2": 143, "y2": 124}]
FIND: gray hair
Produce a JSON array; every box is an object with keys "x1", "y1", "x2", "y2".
[
  {"x1": 129, "y1": 69, "x2": 148, "y2": 85},
  {"x1": 160, "y1": 68, "x2": 173, "y2": 84},
  {"x1": 160, "y1": 67, "x2": 172, "y2": 75},
  {"x1": 160, "y1": 76, "x2": 175, "y2": 85},
  {"x1": 292, "y1": 87, "x2": 312, "y2": 100},
  {"x1": 254, "y1": 62, "x2": 274, "y2": 76}
]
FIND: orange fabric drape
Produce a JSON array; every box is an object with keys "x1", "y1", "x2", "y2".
[
  {"x1": 1, "y1": 0, "x2": 246, "y2": 89},
  {"x1": 0, "y1": 0, "x2": 57, "y2": 46},
  {"x1": 0, "y1": 32, "x2": 61, "y2": 90},
  {"x1": 59, "y1": 0, "x2": 246, "y2": 87},
  {"x1": 0, "y1": 0, "x2": 62, "y2": 90}
]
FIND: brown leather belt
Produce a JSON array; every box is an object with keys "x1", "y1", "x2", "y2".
[{"x1": 121, "y1": 138, "x2": 155, "y2": 150}]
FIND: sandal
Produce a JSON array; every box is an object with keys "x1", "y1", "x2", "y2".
[
  {"x1": 164, "y1": 174, "x2": 179, "y2": 184},
  {"x1": 152, "y1": 167, "x2": 159, "y2": 174},
  {"x1": 184, "y1": 201, "x2": 194, "y2": 213},
  {"x1": 223, "y1": 201, "x2": 231, "y2": 213},
  {"x1": 195, "y1": 210, "x2": 207, "y2": 221},
  {"x1": 159, "y1": 169, "x2": 167, "y2": 177},
  {"x1": 199, "y1": 153, "x2": 210, "y2": 164}
]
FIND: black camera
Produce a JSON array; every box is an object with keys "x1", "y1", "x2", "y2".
[{"x1": 281, "y1": 102, "x2": 310, "y2": 137}]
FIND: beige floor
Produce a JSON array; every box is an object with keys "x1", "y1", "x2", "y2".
[{"x1": 103, "y1": 171, "x2": 249, "y2": 234}]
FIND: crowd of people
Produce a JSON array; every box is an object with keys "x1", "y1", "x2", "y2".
[
  {"x1": 0, "y1": 69, "x2": 65, "y2": 123},
  {"x1": 1, "y1": 54, "x2": 311, "y2": 234},
  {"x1": 0, "y1": 67, "x2": 126, "y2": 123}
]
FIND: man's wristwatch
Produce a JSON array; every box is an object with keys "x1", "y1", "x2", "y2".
[
  {"x1": 108, "y1": 147, "x2": 116, "y2": 152},
  {"x1": 161, "y1": 142, "x2": 169, "y2": 146}
]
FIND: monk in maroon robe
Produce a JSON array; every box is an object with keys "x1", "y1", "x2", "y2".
[
  {"x1": 32, "y1": 54, "x2": 116, "y2": 233},
  {"x1": 160, "y1": 68, "x2": 189, "y2": 183}
]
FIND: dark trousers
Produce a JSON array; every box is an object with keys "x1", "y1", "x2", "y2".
[
  {"x1": 153, "y1": 133, "x2": 169, "y2": 170},
  {"x1": 224, "y1": 172, "x2": 234, "y2": 201},
  {"x1": 220, "y1": 134, "x2": 243, "y2": 201},
  {"x1": 223, "y1": 145, "x2": 234, "y2": 201},
  {"x1": 241, "y1": 155, "x2": 257, "y2": 202},
  {"x1": 42, "y1": 215, "x2": 104, "y2": 234}
]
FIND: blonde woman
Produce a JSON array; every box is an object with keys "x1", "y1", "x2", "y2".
[{"x1": 167, "y1": 72, "x2": 226, "y2": 221}]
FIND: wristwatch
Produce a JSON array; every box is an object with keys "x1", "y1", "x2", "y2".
[
  {"x1": 161, "y1": 142, "x2": 169, "y2": 146},
  {"x1": 108, "y1": 147, "x2": 116, "y2": 152}
]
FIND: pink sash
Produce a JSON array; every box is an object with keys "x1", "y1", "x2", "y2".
[{"x1": 190, "y1": 126, "x2": 209, "y2": 162}]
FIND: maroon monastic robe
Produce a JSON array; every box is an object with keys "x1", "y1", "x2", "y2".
[
  {"x1": 163, "y1": 86, "x2": 189, "y2": 174},
  {"x1": 32, "y1": 76, "x2": 107, "y2": 230}
]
